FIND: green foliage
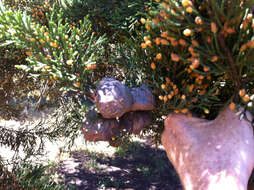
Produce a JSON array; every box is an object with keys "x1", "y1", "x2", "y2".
[
  {"x1": 58, "y1": 0, "x2": 154, "y2": 42},
  {"x1": 15, "y1": 164, "x2": 66, "y2": 190},
  {"x1": 130, "y1": 0, "x2": 254, "y2": 119},
  {"x1": 0, "y1": 2, "x2": 106, "y2": 95},
  {"x1": 0, "y1": 163, "x2": 66, "y2": 190}
]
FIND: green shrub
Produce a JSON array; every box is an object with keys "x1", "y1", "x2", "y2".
[
  {"x1": 58, "y1": 0, "x2": 154, "y2": 42},
  {"x1": 125, "y1": 0, "x2": 254, "y2": 117},
  {"x1": 0, "y1": 2, "x2": 106, "y2": 96},
  {"x1": 1, "y1": 0, "x2": 254, "y2": 147},
  {"x1": 15, "y1": 163, "x2": 65, "y2": 190}
]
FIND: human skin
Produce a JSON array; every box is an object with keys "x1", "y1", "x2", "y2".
[{"x1": 161, "y1": 107, "x2": 254, "y2": 190}]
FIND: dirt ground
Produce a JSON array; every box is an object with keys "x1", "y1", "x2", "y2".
[
  {"x1": 52, "y1": 139, "x2": 254, "y2": 190},
  {"x1": 53, "y1": 141, "x2": 183, "y2": 190}
]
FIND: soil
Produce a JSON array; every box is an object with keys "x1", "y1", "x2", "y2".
[
  {"x1": 53, "y1": 141, "x2": 183, "y2": 190},
  {"x1": 53, "y1": 140, "x2": 254, "y2": 190}
]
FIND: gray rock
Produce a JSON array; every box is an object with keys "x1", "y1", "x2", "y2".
[
  {"x1": 130, "y1": 85, "x2": 155, "y2": 111},
  {"x1": 95, "y1": 78, "x2": 133, "y2": 118},
  {"x1": 81, "y1": 111, "x2": 120, "y2": 142},
  {"x1": 120, "y1": 111, "x2": 152, "y2": 135}
]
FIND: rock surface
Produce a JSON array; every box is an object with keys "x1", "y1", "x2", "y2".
[
  {"x1": 85, "y1": 78, "x2": 155, "y2": 143},
  {"x1": 161, "y1": 107, "x2": 254, "y2": 190},
  {"x1": 82, "y1": 111, "x2": 120, "y2": 142},
  {"x1": 95, "y1": 78, "x2": 155, "y2": 118},
  {"x1": 120, "y1": 111, "x2": 152, "y2": 135},
  {"x1": 82, "y1": 110, "x2": 153, "y2": 142},
  {"x1": 95, "y1": 78, "x2": 133, "y2": 118},
  {"x1": 130, "y1": 85, "x2": 155, "y2": 111}
]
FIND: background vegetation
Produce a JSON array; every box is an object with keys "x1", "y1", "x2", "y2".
[{"x1": 0, "y1": 0, "x2": 254, "y2": 189}]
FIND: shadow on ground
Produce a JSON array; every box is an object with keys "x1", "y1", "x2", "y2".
[{"x1": 54, "y1": 141, "x2": 183, "y2": 190}]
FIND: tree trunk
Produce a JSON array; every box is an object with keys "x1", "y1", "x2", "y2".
[{"x1": 161, "y1": 107, "x2": 254, "y2": 190}]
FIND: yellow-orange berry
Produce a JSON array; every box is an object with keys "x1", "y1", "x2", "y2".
[
  {"x1": 190, "y1": 58, "x2": 200, "y2": 69},
  {"x1": 183, "y1": 28, "x2": 193, "y2": 36},
  {"x1": 87, "y1": 64, "x2": 96, "y2": 70},
  {"x1": 204, "y1": 108, "x2": 210, "y2": 114},
  {"x1": 171, "y1": 53, "x2": 180, "y2": 62},
  {"x1": 240, "y1": 44, "x2": 247, "y2": 52},
  {"x1": 181, "y1": 108, "x2": 188, "y2": 113},
  {"x1": 75, "y1": 82, "x2": 80, "y2": 87},
  {"x1": 211, "y1": 56, "x2": 218, "y2": 62},
  {"x1": 39, "y1": 39, "x2": 45, "y2": 43},
  {"x1": 182, "y1": 0, "x2": 189, "y2": 7},
  {"x1": 156, "y1": 53, "x2": 162, "y2": 60},
  {"x1": 50, "y1": 42, "x2": 58, "y2": 48},
  {"x1": 191, "y1": 40, "x2": 199, "y2": 47},
  {"x1": 167, "y1": 36, "x2": 176, "y2": 41},
  {"x1": 144, "y1": 36, "x2": 150, "y2": 41},
  {"x1": 145, "y1": 40, "x2": 152, "y2": 47},
  {"x1": 160, "y1": 39, "x2": 169, "y2": 45},
  {"x1": 247, "y1": 41, "x2": 254, "y2": 48},
  {"x1": 44, "y1": 65, "x2": 51, "y2": 70},
  {"x1": 145, "y1": 24, "x2": 151, "y2": 30},
  {"x1": 186, "y1": 7, "x2": 193, "y2": 13},
  {"x1": 195, "y1": 16, "x2": 203, "y2": 25},
  {"x1": 92, "y1": 64, "x2": 97, "y2": 69},
  {"x1": 243, "y1": 94, "x2": 250, "y2": 102},
  {"x1": 161, "y1": 84, "x2": 166, "y2": 89},
  {"x1": 229, "y1": 102, "x2": 236, "y2": 110},
  {"x1": 179, "y1": 39, "x2": 186, "y2": 46},
  {"x1": 155, "y1": 37, "x2": 161, "y2": 45},
  {"x1": 171, "y1": 40, "x2": 178, "y2": 46},
  {"x1": 141, "y1": 43, "x2": 147, "y2": 49},
  {"x1": 189, "y1": 84, "x2": 194, "y2": 92},
  {"x1": 66, "y1": 60, "x2": 73, "y2": 66},
  {"x1": 226, "y1": 28, "x2": 235, "y2": 34},
  {"x1": 211, "y1": 22, "x2": 217, "y2": 33},
  {"x1": 163, "y1": 95, "x2": 168, "y2": 102},
  {"x1": 239, "y1": 89, "x2": 246, "y2": 97},
  {"x1": 151, "y1": 62, "x2": 156, "y2": 70},
  {"x1": 203, "y1": 66, "x2": 210, "y2": 72},
  {"x1": 46, "y1": 55, "x2": 51, "y2": 59},
  {"x1": 140, "y1": 18, "x2": 146, "y2": 24},
  {"x1": 174, "y1": 109, "x2": 180, "y2": 113},
  {"x1": 159, "y1": 95, "x2": 164, "y2": 100},
  {"x1": 161, "y1": 31, "x2": 168, "y2": 38},
  {"x1": 167, "y1": 94, "x2": 173, "y2": 99},
  {"x1": 25, "y1": 51, "x2": 32, "y2": 56},
  {"x1": 165, "y1": 77, "x2": 170, "y2": 84},
  {"x1": 206, "y1": 36, "x2": 212, "y2": 43}
]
